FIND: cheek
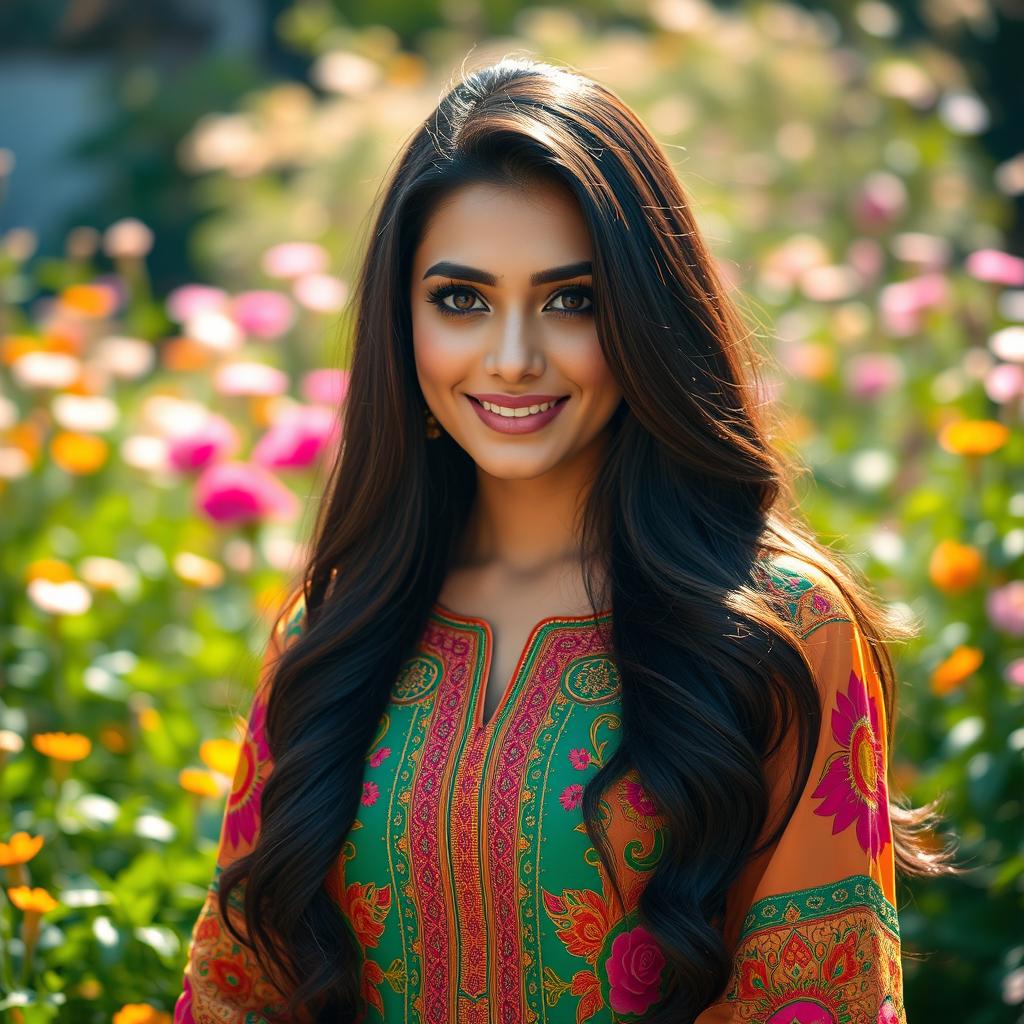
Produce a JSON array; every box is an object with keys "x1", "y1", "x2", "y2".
[
  {"x1": 570, "y1": 341, "x2": 621, "y2": 406},
  {"x1": 412, "y1": 318, "x2": 461, "y2": 392}
]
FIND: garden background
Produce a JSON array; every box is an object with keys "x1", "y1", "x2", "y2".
[{"x1": 1, "y1": 0, "x2": 1022, "y2": 1021}]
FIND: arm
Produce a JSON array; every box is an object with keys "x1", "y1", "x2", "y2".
[
  {"x1": 695, "y1": 610, "x2": 906, "y2": 1023},
  {"x1": 174, "y1": 591, "x2": 306, "y2": 1024}
]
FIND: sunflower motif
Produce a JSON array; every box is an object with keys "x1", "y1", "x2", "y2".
[{"x1": 810, "y1": 668, "x2": 892, "y2": 859}]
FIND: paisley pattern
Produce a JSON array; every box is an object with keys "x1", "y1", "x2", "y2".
[{"x1": 174, "y1": 560, "x2": 907, "y2": 1023}]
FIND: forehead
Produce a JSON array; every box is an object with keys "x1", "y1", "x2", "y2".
[{"x1": 413, "y1": 180, "x2": 592, "y2": 276}]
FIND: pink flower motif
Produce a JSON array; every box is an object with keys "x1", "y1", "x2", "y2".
[
  {"x1": 301, "y1": 368, "x2": 349, "y2": 406},
  {"x1": 987, "y1": 581, "x2": 1024, "y2": 637},
  {"x1": 194, "y1": 461, "x2": 299, "y2": 525},
  {"x1": 604, "y1": 924, "x2": 666, "y2": 1016},
  {"x1": 877, "y1": 996, "x2": 901, "y2": 1024},
  {"x1": 224, "y1": 696, "x2": 270, "y2": 850},
  {"x1": 765, "y1": 1001, "x2": 836, "y2": 1023},
  {"x1": 252, "y1": 404, "x2": 339, "y2": 471},
  {"x1": 965, "y1": 248, "x2": 1024, "y2": 287},
  {"x1": 368, "y1": 746, "x2": 391, "y2": 768},
  {"x1": 810, "y1": 669, "x2": 892, "y2": 859},
  {"x1": 568, "y1": 748, "x2": 591, "y2": 770},
  {"x1": 624, "y1": 780, "x2": 658, "y2": 818},
  {"x1": 559, "y1": 784, "x2": 584, "y2": 810},
  {"x1": 232, "y1": 290, "x2": 295, "y2": 340},
  {"x1": 361, "y1": 781, "x2": 380, "y2": 807},
  {"x1": 166, "y1": 412, "x2": 240, "y2": 472}
]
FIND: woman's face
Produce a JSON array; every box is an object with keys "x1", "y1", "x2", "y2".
[{"x1": 410, "y1": 179, "x2": 623, "y2": 480}]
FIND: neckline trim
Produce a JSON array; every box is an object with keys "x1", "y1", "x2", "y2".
[{"x1": 429, "y1": 600, "x2": 612, "y2": 626}]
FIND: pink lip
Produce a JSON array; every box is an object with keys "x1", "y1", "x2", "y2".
[{"x1": 465, "y1": 394, "x2": 569, "y2": 435}]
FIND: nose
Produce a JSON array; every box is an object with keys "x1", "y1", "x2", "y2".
[{"x1": 486, "y1": 310, "x2": 544, "y2": 379}]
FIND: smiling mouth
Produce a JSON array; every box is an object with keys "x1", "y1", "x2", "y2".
[{"x1": 467, "y1": 395, "x2": 570, "y2": 417}]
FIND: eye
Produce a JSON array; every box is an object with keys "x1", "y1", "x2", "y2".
[
  {"x1": 425, "y1": 281, "x2": 488, "y2": 317},
  {"x1": 545, "y1": 285, "x2": 594, "y2": 318}
]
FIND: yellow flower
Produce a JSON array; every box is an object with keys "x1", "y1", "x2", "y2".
[
  {"x1": 51, "y1": 431, "x2": 108, "y2": 474},
  {"x1": 1, "y1": 334, "x2": 39, "y2": 366},
  {"x1": 25, "y1": 558, "x2": 75, "y2": 584},
  {"x1": 928, "y1": 540, "x2": 983, "y2": 593},
  {"x1": 0, "y1": 832, "x2": 44, "y2": 868},
  {"x1": 137, "y1": 707, "x2": 162, "y2": 733},
  {"x1": 31, "y1": 731, "x2": 92, "y2": 762},
  {"x1": 200, "y1": 738, "x2": 241, "y2": 778},
  {"x1": 172, "y1": 552, "x2": 225, "y2": 589},
  {"x1": 179, "y1": 768, "x2": 222, "y2": 798},
  {"x1": 938, "y1": 419, "x2": 1010, "y2": 456},
  {"x1": 7, "y1": 885, "x2": 59, "y2": 914},
  {"x1": 113, "y1": 1003, "x2": 171, "y2": 1024},
  {"x1": 931, "y1": 645, "x2": 984, "y2": 696}
]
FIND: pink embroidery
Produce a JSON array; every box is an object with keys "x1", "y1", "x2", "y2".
[
  {"x1": 560, "y1": 784, "x2": 584, "y2": 810},
  {"x1": 368, "y1": 745, "x2": 391, "y2": 768},
  {"x1": 224, "y1": 695, "x2": 270, "y2": 851},
  {"x1": 623, "y1": 780, "x2": 658, "y2": 818},
  {"x1": 568, "y1": 748, "x2": 591, "y2": 770},
  {"x1": 604, "y1": 925, "x2": 666, "y2": 1016},
  {"x1": 361, "y1": 781, "x2": 380, "y2": 807}
]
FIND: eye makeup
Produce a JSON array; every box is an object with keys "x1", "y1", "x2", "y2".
[{"x1": 424, "y1": 279, "x2": 594, "y2": 320}]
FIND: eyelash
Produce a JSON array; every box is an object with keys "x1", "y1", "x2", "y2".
[{"x1": 424, "y1": 279, "x2": 595, "y2": 320}]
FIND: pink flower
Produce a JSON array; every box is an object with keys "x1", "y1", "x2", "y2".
[
  {"x1": 232, "y1": 290, "x2": 295, "y2": 340},
  {"x1": 878, "y1": 273, "x2": 949, "y2": 336},
  {"x1": 368, "y1": 746, "x2": 391, "y2": 768},
  {"x1": 1005, "y1": 658, "x2": 1024, "y2": 687},
  {"x1": 851, "y1": 171, "x2": 907, "y2": 230},
  {"x1": 877, "y1": 996, "x2": 901, "y2": 1024},
  {"x1": 965, "y1": 248, "x2": 1024, "y2": 287},
  {"x1": 293, "y1": 273, "x2": 349, "y2": 313},
  {"x1": 810, "y1": 669, "x2": 892, "y2": 859},
  {"x1": 224, "y1": 696, "x2": 270, "y2": 851},
  {"x1": 987, "y1": 582, "x2": 1024, "y2": 637},
  {"x1": 194, "y1": 461, "x2": 299, "y2": 525},
  {"x1": 252, "y1": 404, "x2": 339, "y2": 471},
  {"x1": 568, "y1": 748, "x2": 591, "y2": 770},
  {"x1": 361, "y1": 781, "x2": 379, "y2": 807},
  {"x1": 261, "y1": 242, "x2": 329, "y2": 279},
  {"x1": 624, "y1": 780, "x2": 658, "y2": 818},
  {"x1": 984, "y1": 362, "x2": 1024, "y2": 404},
  {"x1": 604, "y1": 924, "x2": 666, "y2": 1016},
  {"x1": 559, "y1": 784, "x2": 584, "y2": 810},
  {"x1": 213, "y1": 361, "x2": 289, "y2": 397},
  {"x1": 301, "y1": 368, "x2": 349, "y2": 406},
  {"x1": 167, "y1": 413, "x2": 239, "y2": 472},
  {"x1": 846, "y1": 353, "x2": 905, "y2": 400},
  {"x1": 166, "y1": 284, "x2": 228, "y2": 324}
]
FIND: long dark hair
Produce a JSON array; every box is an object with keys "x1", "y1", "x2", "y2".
[{"x1": 217, "y1": 56, "x2": 959, "y2": 1022}]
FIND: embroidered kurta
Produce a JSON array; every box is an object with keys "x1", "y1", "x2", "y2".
[{"x1": 174, "y1": 561, "x2": 907, "y2": 1023}]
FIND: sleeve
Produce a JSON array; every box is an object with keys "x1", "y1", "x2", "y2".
[
  {"x1": 694, "y1": 608, "x2": 907, "y2": 1024},
  {"x1": 173, "y1": 590, "x2": 307, "y2": 1024}
]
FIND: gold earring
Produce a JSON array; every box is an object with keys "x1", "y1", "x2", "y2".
[{"x1": 424, "y1": 405, "x2": 441, "y2": 439}]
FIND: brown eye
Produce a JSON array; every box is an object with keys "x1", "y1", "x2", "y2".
[{"x1": 452, "y1": 290, "x2": 476, "y2": 310}]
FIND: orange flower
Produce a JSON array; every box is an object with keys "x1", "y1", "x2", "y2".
[
  {"x1": 938, "y1": 419, "x2": 1010, "y2": 456},
  {"x1": 0, "y1": 832, "x2": 44, "y2": 867},
  {"x1": 928, "y1": 540, "x2": 983, "y2": 593},
  {"x1": 98, "y1": 724, "x2": 129, "y2": 754},
  {"x1": 6, "y1": 421, "x2": 44, "y2": 464},
  {"x1": 1, "y1": 335, "x2": 39, "y2": 365},
  {"x1": 7, "y1": 885, "x2": 58, "y2": 913},
  {"x1": 113, "y1": 1004, "x2": 171, "y2": 1024},
  {"x1": 931, "y1": 645, "x2": 984, "y2": 696},
  {"x1": 51, "y1": 431, "x2": 108, "y2": 474},
  {"x1": 200, "y1": 738, "x2": 241, "y2": 778},
  {"x1": 179, "y1": 768, "x2": 222, "y2": 798},
  {"x1": 58, "y1": 284, "x2": 117, "y2": 318},
  {"x1": 25, "y1": 558, "x2": 75, "y2": 584},
  {"x1": 162, "y1": 337, "x2": 213, "y2": 372},
  {"x1": 172, "y1": 552, "x2": 225, "y2": 589},
  {"x1": 31, "y1": 731, "x2": 91, "y2": 762},
  {"x1": 137, "y1": 707, "x2": 162, "y2": 733}
]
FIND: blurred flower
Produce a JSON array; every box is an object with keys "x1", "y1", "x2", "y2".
[
  {"x1": 262, "y1": 241, "x2": 329, "y2": 279},
  {"x1": 26, "y1": 558, "x2": 75, "y2": 583},
  {"x1": 11, "y1": 350, "x2": 81, "y2": 390},
  {"x1": 162, "y1": 336, "x2": 215, "y2": 371},
  {"x1": 51, "y1": 394, "x2": 119, "y2": 433},
  {"x1": 79, "y1": 556, "x2": 138, "y2": 595},
  {"x1": 200, "y1": 738, "x2": 241, "y2": 778},
  {"x1": 7, "y1": 885, "x2": 58, "y2": 914},
  {"x1": 58, "y1": 283, "x2": 119, "y2": 319},
  {"x1": 172, "y1": 551, "x2": 225, "y2": 588},
  {"x1": 140, "y1": 394, "x2": 209, "y2": 435},
  {"x1": 232, "y1": 290, "x2": 295, "y2": 340},
  {"x1": 989, "y1": 325, "x2": 1024, "y2": 363},
  {"x1": 3, "y1": 225, "x2": 37, "y2": 261},
  {"x1": 252, "y1": 404, "x2": 338, "y2": 470},
  {"x1": 98, "y1": 725, "x2": 129, "y2": 754},
  {"x1": 850, "y1": 449, "x2": 896, "y2": 491},
  {"x1": 0, "y1": 731, "x2": 24, "y2": 755},
  {"x1": 113, "y1": 1004, "x2": 171, "y2": 1024},
  {"x1": 0, "y1": 832, "x2": 44, "y2": 867},
  {"x1": 965, "y1": 248, "x2": 1024, "y2": 287},
  {"x1": 777, "y1": 342, "x2": 833, "y2": 380},
  {"x1": 293, "y1": 273, "x2": 349, "y2": 313},
  {"x1": 301, "y1": 368, "x2": 349, "y2": 406},
  {"x1": 31, "y1": 731, "x2": 91, "y2": 761},
  {"x1": 985, "y1": 362, "x2": 1024, "y2": 404},
  {"x1": 846, "y1": 353, "x2": 904, "y2": 399},
  {"x1": 938, "y1": 89, "x2": 989, "y2": 135},
  {"x1": 3, "y1": 335, "x2": 38, "y2": 366},
  {"x1": 94, "y1": 336, "x2": 155, "y2": 379},
  {"x1": 166, "y1": 412, "x2": 240, "y2": 473},
  {"x1": 938, "y1": 419, "x2": 1010, "y2": 456},
  {"x1": 186, "y1": 310, "x2": 244, "y2": 353},
  {"x1": 178, "y1": 768, "x2": 222, "y2": 798},
  {"x1": 65, "y1": 225, "x2": 101, "y2": 261},
  {"x1": 312, "y1": 51, "x2": 381, "y2": 95},
  {"x1": 103, "y1": 218, "x2": 154, "y2": 260},
  {"x1": 166, "y1": 284, "x2": 228, "y2": 324},
  {"x1": 845, "y1": 239, "x2": 885, "y2": 283},
  {"x1": 120, "y1": 435, "x2": 169, "y2": 472},
  {"x1": 51, "y1": 431, "x2": 108, "y2": 474},
  {"x1": 987, "y1": 581, "x2": 1024, "y2": 636},
  {"x1": 931, "y1": 645, "x2": 983, "y2": 696},
  {"x1": 27, "y1": 578, "x2": 92, "y2": 616},
  {"x1": 214, "y1": 361, "x2": 289, "y2": 397},
  {"x1": 137, "y1": 707, "x2": 162, "y2": 733},
  {"x1": 194, "y1": 460, "x2": 299, "y2": 524},
  {"x1": 890, "y1": 232, "x2": 950, "y2": 271},
  {"x1": 928, "y1": 540, "x2": 983, "y2": 593},
  {"x1": 851, "y1": 170, "x2": 907, "y2": 230},
  {"x1": 879, "y1": 273, "x2": 948, "y2": 335},
  {"x1": 1005, "y1": 658, "x2": 1024, "y2": 687}
]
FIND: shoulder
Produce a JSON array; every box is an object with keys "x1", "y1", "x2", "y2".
[{"x1": 752, "y1": 554, "x2": 854, "y2": 640}]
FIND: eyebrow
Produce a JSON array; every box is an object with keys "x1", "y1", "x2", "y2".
[{"x1": 421, "y1": 260, "x2": 593, "y2": 286}]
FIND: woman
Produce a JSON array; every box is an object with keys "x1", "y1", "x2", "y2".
[{"x1": 173, "y1": 57, "x2": 957, "y2": 1024}]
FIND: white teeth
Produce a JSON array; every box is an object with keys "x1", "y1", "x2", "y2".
[{"x1": 480, "y1": 399, "x2": 558, "y2": 417}]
